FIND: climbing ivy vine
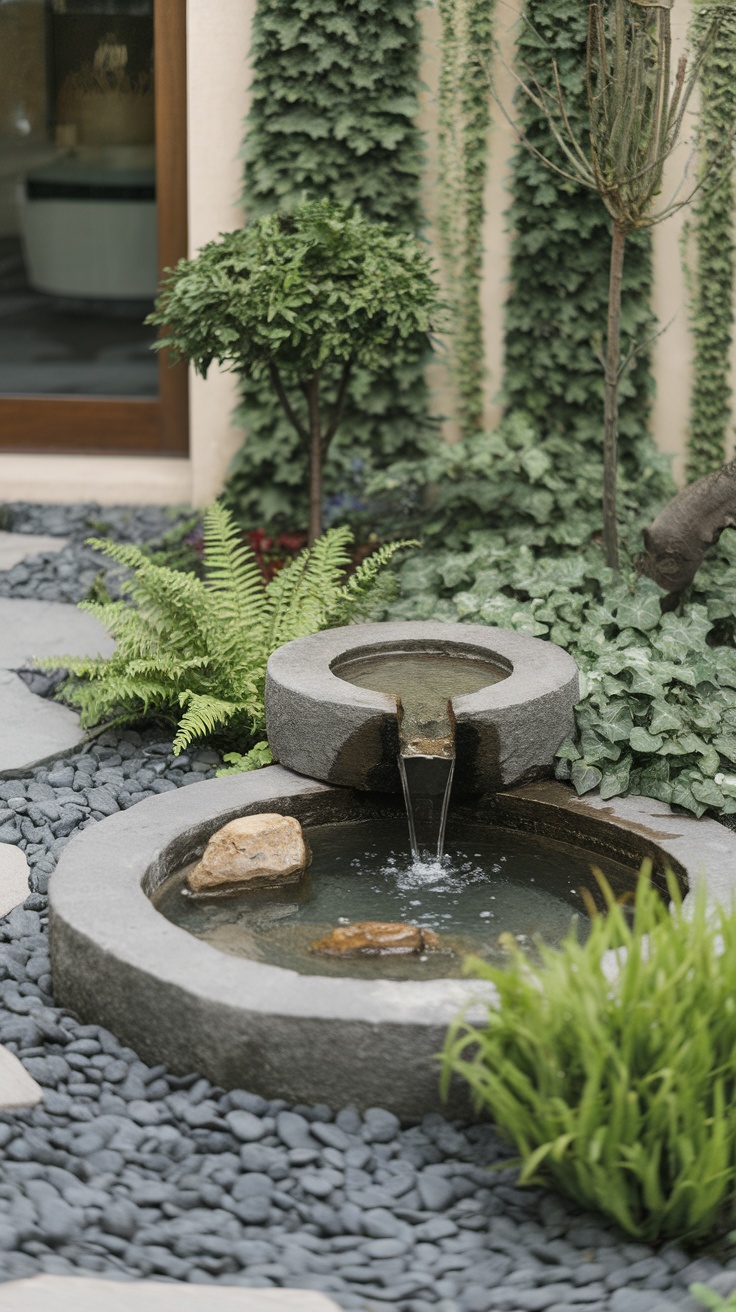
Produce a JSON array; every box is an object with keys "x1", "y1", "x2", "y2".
[
  {"x1": 437, "y1": 0, "x2": 495, "y2": 437},
  {"x1": 225, "y1": 0, "x2": 433, "y2": 531},
  {"x1": 503, "y1": 0, "x2": 668, "y2": 510},
  {"x1": 686, "y1": 1, "x2": 736, "y2": 483}
]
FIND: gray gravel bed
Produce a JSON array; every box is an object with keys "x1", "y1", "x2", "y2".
[
  {"x1": 0, "y1": 507, "x2": 734, "y2": 1309},
  {"x1": 0, "y1": 503, "x2": 195, "y2": 604},
  {"x1": 1, "y1": 741, "x2": 733, "y2": 1310}
]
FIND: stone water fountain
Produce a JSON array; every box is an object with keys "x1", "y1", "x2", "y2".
[{"x1": 48, "y1": 622, "x2": 736, "y2": 1115}]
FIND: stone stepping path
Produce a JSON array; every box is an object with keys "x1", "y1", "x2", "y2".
[
  {"x1": 0, "y1": 841, "x2": 29, "y2": 918},
  {"x1": 0, "y1": 1044, "x2": 42, "y2": 1111},
  {"x1": 0, "y1": 592, "x2": 114, "y2": 1099},
  {"x1": 0, "y1": 598, "x2": 114, "y2": 776},
  {"x1": 0, "y1": 1277, "x2": 340, "y2": 1310},
  {"x1": 0, "y1": 530, "x2": 69, "y2": 571}
]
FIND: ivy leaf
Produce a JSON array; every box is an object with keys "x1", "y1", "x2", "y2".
[
  {"x1": 713, "y1": 733, "x2": 736, "y2": 764},
  {"x1": 698, "y1": 746, "x2": 721, "y2": 778},
  {"x1": 556, "y1": 738, "x2": 581, "y2": 762},
  {"x1": 613, "y1": 588, "x2": 662, "y2": 633},
  {"x1": 691, "y1": 777, "x2": 726, "y2": 808},
  {"x1": 648, "y1": 701, "x2": 683, "y2": 735},
  {"x1": 599, "y1": 756, "x2": 631, "y2": 799},
  {"x1": 669, "y1": 780, "x2": 706, "y2": 817},
  {"x1": 571, "y1": 760, "x2": 603, "y2": 794},
  {"x1": 520, "y1": 446, "x2": 553, "y2": 482},
  {"x1": 629, "y1": 727, "x2": 665, "y2": 753},
  {"x1": 628, "y1": 668, "x2": 668, "y2": 698},
  {"x1": 638, "y1": 757, "x2": 670, "y2": 786}
]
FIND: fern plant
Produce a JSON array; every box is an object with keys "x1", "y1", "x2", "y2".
[{"x1": 42, "y1": 504, "x2": 412, "y2": 770}]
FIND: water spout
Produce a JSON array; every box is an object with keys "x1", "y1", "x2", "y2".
[{"x1": 396, "y1": 690, "x2": 456, "y2": 860}]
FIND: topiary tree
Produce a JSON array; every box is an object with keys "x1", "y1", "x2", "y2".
[{"x1": 150, "y1": 199, "x2": 442, "y2": 544}]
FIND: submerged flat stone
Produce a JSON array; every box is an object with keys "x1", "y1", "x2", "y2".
[
  {"x1": 0, "y1": 1277, "x2": 341, "y2": 1311},
  {"x1": 0, "y1": 1045, "x2": 43, "y2": 1111},
  {"x1": 0, "y1": 531, "x2": 69, "y2": 571},
  {"x1": 0, "y1": 843, "x2": 29, "y2": 918},
  {"x1": 311, "y1": 920, "x2": 442, "y2": 956}
]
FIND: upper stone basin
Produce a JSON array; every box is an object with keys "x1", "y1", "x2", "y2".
[{"x1": 265, "y1": 621, "x2": 581, "y2": 795}]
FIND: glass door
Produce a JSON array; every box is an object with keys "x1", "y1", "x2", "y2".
[{"x1": 0, "y1": 0, "x2": 187, "y2": 453}]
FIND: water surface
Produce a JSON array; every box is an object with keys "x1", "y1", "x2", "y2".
[
  {"x1": 154, "y1": 819, "x2": 635, "y2": 981},
  {"x1": 334, "y1": 650, "x2": 507, "y2": 741}
]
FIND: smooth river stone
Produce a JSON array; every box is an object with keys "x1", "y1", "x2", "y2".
[
  {"x1": 311, "y1": 921, "x2": 441, "y2": 956},
  {"x1": 187, "y1": 813, "x2": 309, "y2": 894}
]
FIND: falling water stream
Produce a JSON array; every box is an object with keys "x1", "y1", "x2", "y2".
[{"x1": 335, "y1": 650, "x2": 507, "y2": 860}]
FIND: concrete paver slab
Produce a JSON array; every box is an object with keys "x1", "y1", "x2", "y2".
[
  {"x1": 0, "y1": 1277, "x2": 341, "y2": 1311},
  {"x1": 0, "y1": 531, "x2": 69, "y2": 571},
  {"x1": 0, "y1": 669, "x2": 87, "y2": 775},
  {"x1": 0, "y1": 598, "x2": 114, "y2": 670},
  {"x1": 0, "y1": 1045, "x2": 42, "y2": 1110},
  {"x1": 0, "y1": 843, "x2": 29, "y2": 917}
]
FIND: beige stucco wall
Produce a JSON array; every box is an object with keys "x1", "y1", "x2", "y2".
[{"x1": 0, "y1": 0, "x2": 726, "y2": 504}]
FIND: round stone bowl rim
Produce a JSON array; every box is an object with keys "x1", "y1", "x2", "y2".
[
  {"x1": 265, "y1": 620, "x2": 580, "y2": 719},
  {"x1": 50, "y1": 767, "x2": 736, "y2": 1026}
]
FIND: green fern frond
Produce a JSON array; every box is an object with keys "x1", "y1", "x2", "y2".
[
  {"x1": 265, "y1": 526, "x2": 353, "y2": 648},
  {"x1": 42, "y1": 507, "x2": 412, "y2": 760},
  {"x1": 173, "y1": 690, "x2": 249, "y2": 754},
  {"x1": 216, "y1": 741, "x2": 274, "y2": 776},
  {"x1": 202, "y1": 502, "x2": 267, "y2": 619},
  {"x1": 324, "y1": 540, "x2": 418, "y2": 626}
]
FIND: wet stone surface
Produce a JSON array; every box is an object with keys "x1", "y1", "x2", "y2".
[{"x1": 0, "y1": 503, "x2": 733, "y2": 1309}]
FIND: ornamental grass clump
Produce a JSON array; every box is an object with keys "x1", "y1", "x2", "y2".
[
  {"x1": 41, "y1": 503, "x2": 411, "y2": 768},
  {"x1": 442, "y1": 869, "x2": 736, "y2": 1243}
]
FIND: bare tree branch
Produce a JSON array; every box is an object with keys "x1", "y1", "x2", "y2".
[{"x1": 269, "y1": 362, "x2": 308, "y2": 443}]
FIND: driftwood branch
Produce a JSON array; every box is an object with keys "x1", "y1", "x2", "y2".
[{"x1": 637, "y1": 459, "x2": 736, "y2": 594}]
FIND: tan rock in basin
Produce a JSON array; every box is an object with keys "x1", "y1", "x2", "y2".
[
  {"x1": 311, "y1": 921, "x2": 441, "y2": 956},
  {"x1": 187, "y1": 813, "x2": 309, "y2": 895}
]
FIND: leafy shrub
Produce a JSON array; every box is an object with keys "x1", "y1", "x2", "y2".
[
  {"x1": 443, "y1": 869, "x2": 736, "y2": 1244},
  {"x1": 382, "y1": 502, "x2": 736, "y2": 818},
  {"x1": 370, "y1": 411, "x2": 672, "y2": 551},
  {"x1": 43, "y1": 504, "x2": 411, "y2": 763}
]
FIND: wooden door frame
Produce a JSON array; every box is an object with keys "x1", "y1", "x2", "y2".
[{"x1": 0, "y1": 0, "x2": 188, "y2": 455}]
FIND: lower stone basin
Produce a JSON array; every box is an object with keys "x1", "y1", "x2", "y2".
[{"x1": 49, "y1": 765, "x2": 736, "y2": 1116}]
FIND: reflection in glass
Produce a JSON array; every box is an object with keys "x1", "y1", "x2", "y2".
[{"x1": 0, "y1": 0, "x2": 158, "y2": 397}]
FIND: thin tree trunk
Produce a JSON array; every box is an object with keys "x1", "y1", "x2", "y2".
[
  {"x1": 603, "y1": 221, "x2": 626, "y2": 571},
  {"x1": 306, "y1": 373, "x2": 322, "y2": 546}
]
